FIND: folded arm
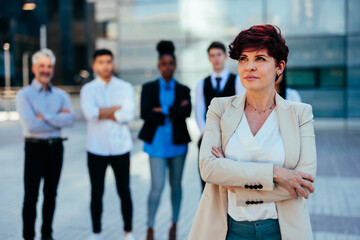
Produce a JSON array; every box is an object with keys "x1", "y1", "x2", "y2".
[
  {"x1": 234, "y1": 104, "x2": 317, "y2": 206},
  {"x1": 16, "y1": 91, "x2": 58, "y2": 132},
  {"x1": 81, "y1": 86, "x2": 101, "y2": 121},
  {"x1": 43, "y1": 92, "x2": 76, "y2": 128},
  {"x1": 199, "y1": 98, "x2": 275, "y2": 190},
  {"x1": 140, "y1": 85, "x2": 166, "y2": 124},
  {"x1": 80, "y1": 86, "x2": 125, "y2": 123},
  {"x1": 113, "y1": 86, "x2": 136, "y2": 124},
  {"x1": 169, "y1": 87, "x2": 191, "y2": 119},
  {"x1": 201, "y1": 99, "x2": 316, "y2": 206}
]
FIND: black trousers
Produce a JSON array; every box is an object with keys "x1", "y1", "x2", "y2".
[
  {"x1": 22, "y1": 141, "x2": 63, "y2": 240},
  {"x1": 88, "y1": 152, "x2": 133, "y2": 233}
]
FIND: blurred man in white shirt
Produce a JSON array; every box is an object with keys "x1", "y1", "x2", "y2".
[{"x1": 80, "y1": 49, "x2": 135, "y2": 240}]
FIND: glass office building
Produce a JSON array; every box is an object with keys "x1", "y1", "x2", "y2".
[
  {"x1": 91, "y1": 0, "x2": 360, "y2": 119},
  {"x1": 0, "y1": 0, "x2": 99, "y2": 86}
]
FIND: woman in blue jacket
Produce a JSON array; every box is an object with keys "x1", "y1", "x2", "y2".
[{"x1": 139, "y1": 40, "x2": 191, "y2": 240}]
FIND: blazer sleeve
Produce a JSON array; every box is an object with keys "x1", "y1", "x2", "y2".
[
  {"x1": 140, "y1": 83, "x2": 166, "y2": 124},
  {"x1": 199, "y1": 98, "x2": 275, "y2": 191},
  {"x1": 169, "y1": 86, "x2": 191, "y2": 119},
  {"x1": 234, "y1": 104, "x2": 317, "y2": 206}
]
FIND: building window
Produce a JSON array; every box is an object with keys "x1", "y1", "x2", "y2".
[
  {"x1": 319, "y1": 68, "x2": 344, "y2": 88},
  {"x1": 287, "y1": 68, "x2": 345, "y2": 89},
  {"x1": 287, "y1": 69, "x2": 316, "y2": 88}
]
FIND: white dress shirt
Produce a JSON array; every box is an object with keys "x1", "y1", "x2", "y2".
[
  {"x1": 80, "y1": 76, "x2": 136, "y2": 156},
  {"x1": 225, "y1": 109, "x2": 285, "y2": 221},
  {"x1": 195, "y1": 68, "x2": 246, "y2": 134}
]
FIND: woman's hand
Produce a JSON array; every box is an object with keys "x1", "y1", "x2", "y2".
[
  {"x1": 273, "y1": 166, "x2": 315, "y2": 199},
  {"x1": 211, "y1": 146, "x2": 224, "y2": 158},
  {"x1": 211, "y1": 147, "x2": 235, "y2": 193},
  {"x1": 180, "y1": 99, "x2": 189, "y2": 107}
]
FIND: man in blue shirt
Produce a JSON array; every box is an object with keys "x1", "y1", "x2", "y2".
[{"x1": 16, "y1": 48, "x2": 75, "y2": 240}]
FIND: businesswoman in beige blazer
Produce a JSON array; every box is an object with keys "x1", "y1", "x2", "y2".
[{"x1": 189, "y1": 25, "x2": 317, "y2": 240}]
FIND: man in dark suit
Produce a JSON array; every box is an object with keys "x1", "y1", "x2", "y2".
[{"x1": 195, "y1": 41, "x2": 246, "y2": 190}]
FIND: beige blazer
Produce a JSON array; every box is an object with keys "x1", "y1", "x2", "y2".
[{"x1": 188, "y1": 92, "x2": 317, "y2": 240}]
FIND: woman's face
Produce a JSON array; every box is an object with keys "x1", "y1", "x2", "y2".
[
  {"x1": 238, "y1": 48, "x2": 285, "y2": 93},
  {"x1": 158, "y1": 55, "x2": 176, "y2": 80}
]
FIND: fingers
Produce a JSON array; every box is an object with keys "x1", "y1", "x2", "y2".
[
  {"x1": 60, "y1": 108, "x2": 71, "y2": 114},
  {"x1": 211, "y1": 146, "x2": 224, "y2": 158},
  {"x1": 289, "y1": 176, "x2": 314, "y2": 199},
  {"x1": 274, "y1": 167, "x2": 315, "y2": 199},
  {"x1": 211, "y1": 149, "x2": 220, "y2": 158},
  {"x1": 180, "y1": 100, "x2": 189, "y2": 106},
  {"x1": 298, "y1": 171, "x2": 315, "y2": 183},
  {"x1": 300, "y1": 179, "x2": 314, "y2": 193},
  {"x1": 36, "y1": 114, "x2": 44, "y2": 120},
  {"x1": 294, "y1": 171, "x2": 315, "y2": 196},
  {"x1": 216, "y1": 147, "x2": 224, "y2": 157},
  {"x1": 288, "y1": 187, "x2": 299, "y2": 199},
  {"x1": 293, "y1": 182, "x2": 309, "y2": 199},
  {"x1": 152, "y1": 107, "x2": 162, "y2": 112},
  {"x1": 211, "y1": 146, "x2": 217, "y2": 153},
  {"x1": 211, "y1": 147, "x2": 222, "y2": 158}
]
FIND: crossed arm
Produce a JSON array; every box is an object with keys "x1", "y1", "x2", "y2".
[
  {"x1": 16, "y1": 91, "x2": 75, "y2": 131},
  {"x1": 211, "y1": 146, "x2": 314, "y2": 200},
  {"x1": 81, "y1": 85, "x2": 135, "y2": 123},
  {"x1": 98, "y1": 106, "x2": 122, "y2": 121},
  {"x1": 141, "y1": 85, "x2": 191, "y2": 121},
  {"x1": 40, "y1": 92, "x2": 75, "y2": 128},
  {"x1": 200, "y1": 99, "x2": 316, "y2": 206}
]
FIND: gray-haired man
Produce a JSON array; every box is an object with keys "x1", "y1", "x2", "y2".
[{"x1": 16, "y1": 49, "x2": 76, "y2": 240}]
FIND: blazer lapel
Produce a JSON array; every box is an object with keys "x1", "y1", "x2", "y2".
[
  {"x1": 275, "y1": 93, "x2": 300, "y2": 169},
  {"x1": 218, "y1": 94, "x2": 246, "y2": 219},
  {"x1": 153, "y1": 79, "x2": 161, "y2": 107},
  {"x1": 174, "y1": 81, "x2": 181, "y2": 105},
  {"x1": 220, "y1": 93, "x2": 246, "y2": 150},
  {"x1": 220, "y1": 92, "x2": 300, "y2": 169}
]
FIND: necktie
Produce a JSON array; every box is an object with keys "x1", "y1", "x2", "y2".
[{"x1": 215, "y1": 77, "x2": 221, "y2": 94}]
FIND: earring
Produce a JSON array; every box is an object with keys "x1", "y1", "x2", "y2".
[{"x1": 277, "y1": 72, "x2": 281, "y2": 78}]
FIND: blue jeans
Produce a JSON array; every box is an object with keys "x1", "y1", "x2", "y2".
[
  {"x1": 226, "y1": 215, "x2": 281, "y2": 240},
  {"x1": 147, "y1": 154, "x2": 186, "y2": 227}
]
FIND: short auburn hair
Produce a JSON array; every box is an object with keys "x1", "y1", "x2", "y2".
[{"x1": 229, "y1": 25, "x2": 289, "y2": 65}]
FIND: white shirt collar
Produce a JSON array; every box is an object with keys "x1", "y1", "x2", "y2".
[
  {"x1": 95, "y1": 76, "x2": 115, "y2": 87},
  {"x1": 211, "y1": 68, "x2": 230, "y2": 80}
]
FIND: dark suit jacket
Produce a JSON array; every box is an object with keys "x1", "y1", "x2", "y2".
[{"x1": 138, "y1": 79, "x2": 191, "y2": 145}]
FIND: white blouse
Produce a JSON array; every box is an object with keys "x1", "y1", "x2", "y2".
[{"x1": 225, "y1": 108, "x2": 285, "y2": 221}]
